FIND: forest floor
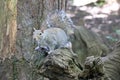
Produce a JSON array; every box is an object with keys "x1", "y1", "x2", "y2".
[{"x1": 67, "y1": 2, "x2": 120, "y2": 49}]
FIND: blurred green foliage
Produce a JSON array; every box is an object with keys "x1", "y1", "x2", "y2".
[
  {"x1": 116, "y1": 29, "x2": 120, "y2": 35},
  {"x1": 94, "y1": 0, "x2": 105, "y2": 7},
  {"x1": 106, "y1": 36, "x2": 118, "y2": 42}
]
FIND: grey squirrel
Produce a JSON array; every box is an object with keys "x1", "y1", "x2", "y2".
[{"x1": 33, "y1": 27, "x2": 72, "y2": 55}]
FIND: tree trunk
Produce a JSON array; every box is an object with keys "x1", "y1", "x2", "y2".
[
  {"x1": 0, "y1": 0, "x2": 17, "y2": 80},
  {"x1": 0, "y1": 0, "x2": 17, "y2": 59},
  {"x1": 103, "y1": 41, "x2": 120, "y2": 80}
]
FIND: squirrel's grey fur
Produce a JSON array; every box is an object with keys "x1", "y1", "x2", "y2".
[{"x1": 33, "y1": 28, "x2": 72, "y2": 54}]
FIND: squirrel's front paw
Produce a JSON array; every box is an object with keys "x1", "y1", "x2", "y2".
[{"x1": 48, "y1": 50, "x2": 53, "y2": 54}]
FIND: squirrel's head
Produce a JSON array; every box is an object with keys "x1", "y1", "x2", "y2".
[{"x1": 33, "y1": 28, "x2": 44, "y2": 41}]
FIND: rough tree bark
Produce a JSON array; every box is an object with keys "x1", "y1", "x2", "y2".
[
  {"x1": 0, "y1": 0, "x2": 17, "y2": 59},
  {"x1": 0, "y1": 0, "x2": 120, "y2": 80},
  {"x1": 103, "y1": 41, "x2": 120, "y2": 80},
  {"x1": 0, "y1": 0, "x2": 17, "y2": 80}
]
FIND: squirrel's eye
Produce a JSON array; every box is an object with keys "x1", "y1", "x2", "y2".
[{"x1": 39, "y1": 33, "x2": 42, "y2": 35}]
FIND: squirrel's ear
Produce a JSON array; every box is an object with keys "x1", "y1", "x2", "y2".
[
  {"x1": 40, "y1": 27, "x2": 44, "y2": 33},
  {"x1": 33, "y1": 27, "x2": 36, "y2": 31}
]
